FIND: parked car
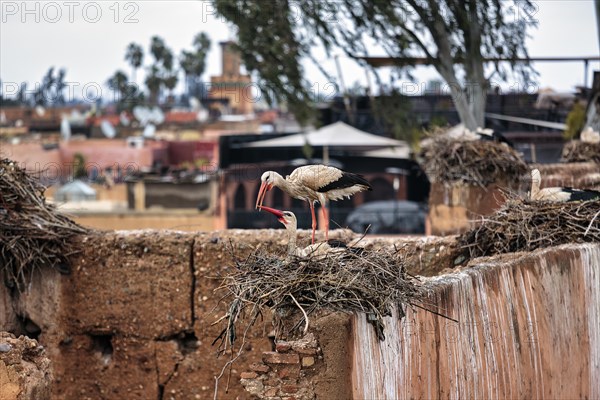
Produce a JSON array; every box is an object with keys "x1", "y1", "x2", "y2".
[{"x1": 345, "y1": 200, "x2": 427, "y2": 234}]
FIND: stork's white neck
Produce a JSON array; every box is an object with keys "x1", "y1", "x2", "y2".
[
  {"x1": 284, "y1": 221, "x2": 298, "y2": 256},
  {"x1": 270, "y1": 172, "x2": 289, "y2": 191},
  {"x1": 530, "y1": 169, "x2": 541, "y2": 200}
]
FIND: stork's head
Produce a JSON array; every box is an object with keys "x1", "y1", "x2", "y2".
[
  {"x1": 256, "y1": 171, "x2": 276, "y2": 209},
  {"x1": 259, "y1": 206, "x2": 297, "y2": 229}
]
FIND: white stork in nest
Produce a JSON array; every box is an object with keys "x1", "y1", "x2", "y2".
[
  {"x1": 259, "y1": 206, "x2": 352, "y2": 258},
  {"x1": 255, "y1": 165, "x2": 372, "y2": 243},
  {"x1": 530, "y1": 169, "x2": 600, "y2": 202}
]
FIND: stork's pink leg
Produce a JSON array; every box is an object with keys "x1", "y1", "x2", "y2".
[
  {"x1": 309, "y1": 202, "x2": 317, "y2": 244},
  {"x1": 321, "y1": 205, "x2": 329, "y2": 240}
]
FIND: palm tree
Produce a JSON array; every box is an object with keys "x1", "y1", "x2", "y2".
[
  {"x1": 125, "y1": 43, "x2": 144, "y2": 84},
  {"x1": 150, "y1": 36, "x2": 167, "y2": 65},
  {"x1": 179, "y1": 32, "x2": 211, "y2": 98},
  {"x1": 107, "y1": 70, "x2": 130, "y2": 111},
  {"x1": 145, "y1": 66, "x2": 162, "y2": 105}
]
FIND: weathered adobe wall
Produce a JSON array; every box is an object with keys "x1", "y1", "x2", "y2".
[
  {"x1": 428, "y1": 162, "x2": 600, "y2": 235},
  {"x1": 351, "y1": 243, "x2": 600, "y2": 399},
  {"x1": 0, "y1": 332, "x2": 52, "y2": 400},
  {"x1": 1, "y1": 228, "x2": 363, "y2": 400},
  {"x1": 2, "y1": 230, "x2": 598, "y2": 399}
]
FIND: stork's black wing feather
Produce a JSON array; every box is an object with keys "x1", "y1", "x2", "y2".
[
  {"x1": 317, "y1": 172, "x2": 372, "y2": 192},
  {"x1": 562, "y1": 188, "x2": 600, "y2": 201}
]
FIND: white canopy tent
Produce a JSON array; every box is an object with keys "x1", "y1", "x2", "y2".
[{"x1": 243, "y1": 121, "x2": 409, "y2": 163}]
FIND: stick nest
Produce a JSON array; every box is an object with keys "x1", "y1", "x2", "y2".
[
  {"x1": 458, "y1": 195, "x2": 600, "y2": 259},
  {"x1": 213, "y1": 246, "x2": 422, "y2": 353},
  {"x1": 419, "y1": 136, "x2": 527, "y2": 187},
  {"x1": 0, "y1": 158, "x2": 88, "y2": 287},
  {"x1": 561, "y1": 140, "x2": 600, "y2": 163}
]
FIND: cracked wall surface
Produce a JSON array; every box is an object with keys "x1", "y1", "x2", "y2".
[{"x1": 1, "y1": 230, "x2": 289, "y2": 399}]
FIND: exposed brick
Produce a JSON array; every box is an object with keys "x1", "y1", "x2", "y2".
[
  {"x1": 275, "y1": 342, "x2": 292, "y2": 352},
  {"x1": 264, "y1": 378, "x2": 279, "y2": 386},
  {"x1": 240, "y1": 372, "x2": 258, "y2": 379},
  {"x1": 301, "y1": 357, "x2": 315, "y2": 368},
  {"x1": 294, "y1": 347, "x2": 318, "y2": 355},
  {"x1": 249, "y1": 363, "x2": 270, "y2": 373},
  {"x1": 281, "y1": 385, "x2": 299, "y2": 394},
  {"x1": 277, "y1": 365, "x2": 301, "y2": 379},
  {"x1": 262, "y1": 352, "x2": 299, "y2": 365},
  {"x1": 288, "y1": 333, "x2": 317, "y2": 349},
  {"x1": 264, "y1": 387, "x2": 278, "y2": 397}
]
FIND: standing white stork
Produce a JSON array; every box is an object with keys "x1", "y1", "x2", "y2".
[
  {"x1": 259, "y1": 206, "x2": 347, "y2": 258},
  {"x1": 255, "y1": 165, "x2": 372, "y2": 243},
  {"x1": 530, "y1": 169, "x2": 600, "y2": 202}
]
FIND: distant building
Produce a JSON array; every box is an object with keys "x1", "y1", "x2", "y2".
[{"x1": 209, "y1": 41, "x2": 254, "y2": 115}]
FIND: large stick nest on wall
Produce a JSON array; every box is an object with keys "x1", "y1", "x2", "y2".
[
  {"x1": 418, "y1": 136, "x2": 528, "y2": 187},
  {"x1": 458, "y1": 196, "x2": 600, "y2": 259},
  {"x1": 213, "y1": 247, "x2": 423, "y2": 353},
  {"x1": 0, "y1": 159, "x2": 88, "y2": 288},
  {"x1": 561, "y1": 140, "x2": 600, "y2": 163}
]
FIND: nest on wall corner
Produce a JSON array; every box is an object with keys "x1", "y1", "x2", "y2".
[
  {"x1": 561, "y1": 140, "x2": 600, "y2": 164},
  {"x1": 212, "y1": 245, "x2": 428, "y2": 358},
  {"x1": 457, "y1": 195, "x2": 600, "y2": 260},
  {"x1": 418, "y1": 136, "x2": 528, "y2": 188},
  {"x1": 0, "y1": 158, "x2": 88, "y2": 289}
]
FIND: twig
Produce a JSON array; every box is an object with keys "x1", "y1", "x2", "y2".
[{"x1": 288, "y1": 293, "x2": 309, "y2": 335}]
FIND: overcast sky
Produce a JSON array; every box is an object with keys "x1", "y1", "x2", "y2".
[{"x1": 1, "y1": 0, "x2": 598, "y2": 102}]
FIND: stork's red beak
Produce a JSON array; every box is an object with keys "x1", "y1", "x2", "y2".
[
  {"x1": 255, "y1": 182, "x2": 273, "y2": 209},
  {"x1": 258, "y1": 206, "x2": 285, "y2": 222}
]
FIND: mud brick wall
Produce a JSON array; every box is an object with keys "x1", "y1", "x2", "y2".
[{"x1": 1, "y1": 229, "x2": 356, "y2": 400}]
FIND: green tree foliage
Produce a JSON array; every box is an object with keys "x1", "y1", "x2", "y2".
[
  {"x1": 374, "y1": 89, "x2": 421, "y2": 144},
  {"x1": 214, "y1": 0, "x2": 537, "y2": 129},
  {"x1": 214, "y1": 1, "x2": 313, "y2": 123},
  {"x1": 73, "y1": 153, "x2": 87, "y2": 180},
  {"x1": 30, "y1": 67, "x2": 68, "y2": 106},
  {"x1": 107, "y1": 70, "x2": 136, "y2": 112},
  {"x1": 145, "y1": 36, "x2": 178, "y2": 104},
  {"x1": 125, "y1": 42, "x2": 144, "y2": 83},
  {"x1": 180, "y1": 32, "x2": 211, "y2": 98},
  {"x1": 564, "y1": 100, "x2": 586, "y2": 140}
]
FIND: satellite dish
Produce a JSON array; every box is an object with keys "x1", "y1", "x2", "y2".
[
  {"x1": 150, "y1": 107, "x2": 165, "y2": 125},
  {"x1": 143, "y1": 123, "x2": 156, "y2": 138},
  {"x1": 100, "y1": 119, "x2": 116, "y2": 138},
  {"x1": 35, "y1": 105, "x2": 46, "y2": 117},
  {"x1": 196, "y1": 109, "x2": 209, "y2": 123},
  {"x1": 133, "y1": 106, "x2": 151, "y2": 126},
  {"x1": 119, "y1": 111, "x2": 130, "y2": 126},
  {"x1": 60, "y1": 116, "x2": 71, "y2": 141},
  {"x1": 189, "y1": 97, "x2": 201, "y2": 111}
]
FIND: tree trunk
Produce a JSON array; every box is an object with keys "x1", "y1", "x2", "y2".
[
  {"x1": 438, "y1": 67, "x2": 478, "y2": 131},
  {"x1": 470, "y1": 82, "x2": 487, "y2": 128}
]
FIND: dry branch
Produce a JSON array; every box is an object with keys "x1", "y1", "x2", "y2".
[
  {"x1": 418, "y1": 136, "x2": 527, "y2": 187},
  {"x1": 0, "y1": 159, "x2": 88, "y2": 288},
  {"x1": 458, "y1": 195, "x2": 600, "y2": 259}
]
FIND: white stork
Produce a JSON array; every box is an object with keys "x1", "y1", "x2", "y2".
[
  {"x1": 530, "y1": 169, "x2": 600, "y2": 202},
  {"x1": 255, "y1": 165, "x2": 372, "y2": 243},
  {"x1": 259, "y1": 206, "x2": 347, "y2": 258},
  {"x1": 475, "y1": 127, "x2": 514, "y2": 147}
]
